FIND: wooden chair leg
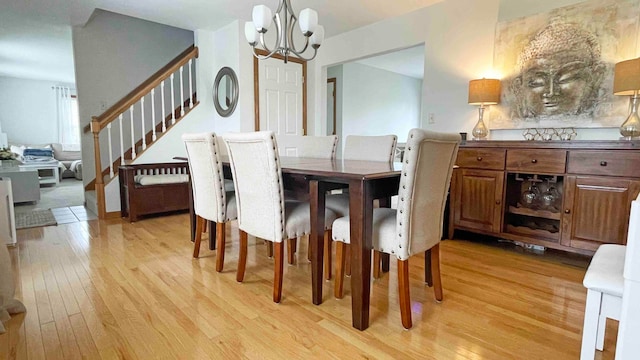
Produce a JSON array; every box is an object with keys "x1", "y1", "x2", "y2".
[
  {"x1": 431, "y1": 243, "x2": 443, "y2": 302},
  {"x1": 266, "y1": 240, "x2": 273, "y2": 258},
  {"x1": 215, "y1": 222, "x2": 226, "y2": 272},
  {"x1": 203, "y1": 220, "x2": 208, "y2": 233},
  {"x1": 345, "y1": 245, "x2": 351, "y2": 276},
  {"x1": 335, "y1": 242, "x2": 346, "y2": 299},
  {"x1": 397, "y1": 259, "x2": 412, "y2": 329},
  {"x1": 192, "y1": 216, "x2": 204, "y2": 258},
  {"x1": 324, "y1": 230, "x2": 332, "y2": 280},
  {"x1": 236, "y1": 231, "x2": 248, "y2": 282},
  {"x1": 287, "y1": 238, "x2": 296, "y2": 265},
  {"x1": 373, "y1": 250, "x2": 381, "y2": 279},
  {"x1": 274, "y1": 242, "x2": 284, "y2": 303},
  {"x1": 307, "y1": 237, "x2": 312, "y2": 262}
]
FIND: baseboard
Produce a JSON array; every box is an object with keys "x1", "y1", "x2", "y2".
[{"x1": 105, "y1": 211, "x2": 121, "y2": 219}]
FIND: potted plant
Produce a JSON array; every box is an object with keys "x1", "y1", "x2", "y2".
[{"x1": 0, "y1": 147, "x2": 19, "y2": 167}]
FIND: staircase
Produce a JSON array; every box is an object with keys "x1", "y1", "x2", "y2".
[{"x1": 88, "y1": 45, "x2": 199, "y2": 218}]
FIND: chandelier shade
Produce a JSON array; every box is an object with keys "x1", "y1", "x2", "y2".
[{"x1": 245, "y1": 0, "x2": 324, "y2": 63}]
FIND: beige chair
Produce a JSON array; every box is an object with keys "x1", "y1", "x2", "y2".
[
  {"x1": 325, "y1": 134, "x2": 397, "y2": 278},
  {"x1": 182, "y1": 133, "x2": 237, "y2": 273},
  {"x1": 275, "y1": 135, "x2": 339, "y2": 265},
  {"x1": 276, "y1": 134, "x2": 338, "y2": 159},
  {"x1": 331, "y1": 129, "x2": 460, "y2": 329},
  {"x1": 224, "y1": 131, "x2": 338, "y2": 303}
]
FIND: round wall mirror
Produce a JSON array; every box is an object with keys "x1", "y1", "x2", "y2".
[{"x1": 213, "y1": 67, "x2": 238, "y2": 117}]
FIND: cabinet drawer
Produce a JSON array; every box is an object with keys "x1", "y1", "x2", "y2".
[
  {"x1": 456, "y1": 148, "x2": 505, "y2": 170},
  {"x1": 567, "y1": 150, "x2": 640, "y2": 178},
  {"x1": 506, "y1": 149, "x2": 567, "y2": 173}
]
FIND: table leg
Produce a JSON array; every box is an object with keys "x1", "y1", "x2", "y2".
[
  {"x1": 209, "y1": 221, "x2": 216, "y2": 250},
  {"x1": 309, "y1": 180, "x2": 328, "y2": 305},
  {"x1": 378, "y1": 196, "x2": 391, "y2": 273},
  {"x1": 349, "y1": 179, "x2": 373, "y2": 331},
  {"x1": 424, "y1": 249, "x2": 433, "y2": 287}
]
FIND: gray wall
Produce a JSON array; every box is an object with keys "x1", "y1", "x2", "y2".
[
  {"x1": 72, "y1": 9, "x2": 193, "y2": 187},
  {"x1": 0, "y1": 76, "x2": 75, "y2": 145}
]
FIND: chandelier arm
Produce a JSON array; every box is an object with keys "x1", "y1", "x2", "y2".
[
  {"x1": 275, "y1": 0, "x2": 286, "y2": 15},
  {"x1": 287, "y1": 47, "x2": 318, "y2": 62},
  {"x1": 286, "y1": 14, "x2": 310, "y2": 55},
  {"x1": 284, "y1": 0, "x2": 298, "y2": 21},
  {"x1": 257, "y1": 14, "x2": 283, "y2": 59}
]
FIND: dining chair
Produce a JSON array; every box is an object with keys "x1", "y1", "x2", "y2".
[
  {"x1": 331, "y1": 129, "x2": 460, "y2": 329},
  {"x1": 325, "y1": 134, "x2": 397, "y2": 279},
  {"x1": 276, "y1": 135, "x2": 339, "y2": 265},
  {"x1": 224, "y1": 131, "x2": 338, "y2": 303},
  {"x1": 276, "y1": 134, "x2": 338, "y2": 159},
  {"x1": 182, "y1": 132, "x2": 237, "y2": 273}
]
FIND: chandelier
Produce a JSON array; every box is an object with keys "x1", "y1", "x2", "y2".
[{"x1": 244, "y1": 0, "x2": 325, "y2": 63}]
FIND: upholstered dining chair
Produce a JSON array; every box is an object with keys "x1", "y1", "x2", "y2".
[
  {"x1": 276, "y1": 135, "x2": 339, "y2": 265},
  {"x1": 331, "y1": 129, "x2": 460, "y2": 329},
  {"x1": 224, "y1": 131, "x2": 338, "y2": 303},
  {"x1": 276, "y1": 134, "x2": 338, "y2": 159},
  {"x1": 182, "y1": 132, "x2": 237, "y2": 273},
  {"x1": 324, "y1": 134, "x2": 397, "y2": 278}
]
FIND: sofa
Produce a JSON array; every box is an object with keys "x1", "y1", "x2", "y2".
[{"x1": 9, "y1": 142, "x2": 82, "y2": 180}]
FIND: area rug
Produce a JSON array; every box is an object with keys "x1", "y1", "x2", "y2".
[{"x1": 15, "y1": 209, "x2": 57, "y2": 229}]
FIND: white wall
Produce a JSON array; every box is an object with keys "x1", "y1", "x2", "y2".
[
  {"x1": 340, "y1": 63, "x2": 421, "y2": 145},
  {"x1": 0, "y1": 76, "x2": 75, "y2": 145},
  {"x1": 72, "y1": 9, "x2": 194, "y2": 188},
  {"x1": 310, "y1": 0, "x2": 627, "y2": 141}
]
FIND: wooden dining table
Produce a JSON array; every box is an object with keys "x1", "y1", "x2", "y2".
[{"x1": 186, "y1": 156, "x2": 402, "y2": 331}]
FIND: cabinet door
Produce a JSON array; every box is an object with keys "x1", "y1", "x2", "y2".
[
  {"x1": 562, "y1": 176, "x2": 640, "y2": 251},
  {"x1": 452, "y1": 169, "x2": 504, "y2": 234}
]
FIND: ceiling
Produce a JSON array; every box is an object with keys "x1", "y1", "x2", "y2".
[{"x1": 0, "y1": 0, "x2": 442, "y2": 84}]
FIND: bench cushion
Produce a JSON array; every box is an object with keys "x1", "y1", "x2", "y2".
[
  {"x1": 135, "y1": 174, "x2": 189, "y2": 186},
  {"x1": 583, "y1": 244, "x2": 626, "y2": 297}
]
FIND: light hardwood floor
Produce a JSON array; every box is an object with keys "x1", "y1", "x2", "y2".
[{"x1": 0, "y1": 213, "x2": 617, "y2": 359}]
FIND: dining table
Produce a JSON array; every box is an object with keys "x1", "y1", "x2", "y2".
[{"x1": 186, "y1": 156, "x2": 409, "y2": 331}]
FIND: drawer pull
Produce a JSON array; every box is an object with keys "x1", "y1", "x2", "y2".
[
  {"x1": 531, "y1": 159, "x2": 537, "y2": 163},
  {"x1": 477, "y1": 157, "x2": 483, "y2": 161},
  {"x1": 600, "y1": 161, "x2": 608, "y2": 166},
  {"x1": 495, "y1": 200, "x2": 501, "y2": 205},
  {"x1": 564, "y1": 209, "x2": 571, "y2": 214}
]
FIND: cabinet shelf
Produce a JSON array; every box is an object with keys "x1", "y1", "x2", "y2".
[
  {"x1": 505, "y1": 224, "x2": 560, "y2": 242},
  {"x1": 508, "y1": 205, "x2": 561, "y2": 220}
]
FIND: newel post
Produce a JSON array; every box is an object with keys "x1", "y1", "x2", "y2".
[{"x1": 91, "y1": 116, "x2": 106, "y2": 218}]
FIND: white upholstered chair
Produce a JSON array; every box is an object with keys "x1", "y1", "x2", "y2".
[
  {"x1": 331, "y1": 129, "x2": 460, "y2": 329},
  {"x1": 182, "y1": 133, "x2": 237, "y2": 272},
  {"x1": 224, "y1": 131, "x2": 338, "y2": 303},
  {"x1": 580, "y1": 244, "x2": 625, "y2": 359},
  {"x1": 325, "y1": 134, "x2": 397, "y2": 278},
  {"x1": 276, "y1": 134, "x2": 338, "y2": 159},
  {"x1": 276, "y1": 135, "x2": 339, "y2": 265}
]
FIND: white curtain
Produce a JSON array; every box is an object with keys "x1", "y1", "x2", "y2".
[{"x1": 54, "y1": 86, "x2": 79, "y2": 148}]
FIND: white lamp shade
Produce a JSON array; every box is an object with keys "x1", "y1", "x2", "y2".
[
  {"x1": 252, "y1": 5, "x2": 272, "y2": 31},
  {"x1": 310, "y1": 25, "x2": 324, "y2": 47},
  {"x1": 245, "y1": 22, "x2": 258, "y2": 44},
  {"x1": 298, "y1": 8, "x2": 318, "y2": 35}
]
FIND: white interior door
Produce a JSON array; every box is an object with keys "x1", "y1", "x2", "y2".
[{"x1": 259, "y1": 57, "x2": 303, "y2": 157}]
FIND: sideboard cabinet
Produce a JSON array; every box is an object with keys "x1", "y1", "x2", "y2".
[{"x1": 449, "y1": 140, "x2": 640, "y2": 255}]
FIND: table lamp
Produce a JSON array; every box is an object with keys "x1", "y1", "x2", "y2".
[
  {"x1": 468, "y1": 78, "x2": 500, "y2": 139},
  {"x1": 614, "y1": 58, "x2": 640, "y2": 139}
]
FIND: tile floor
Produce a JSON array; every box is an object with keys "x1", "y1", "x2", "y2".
[{"x1": 51, "y1": 206, "x2": 98, "y2": 224}]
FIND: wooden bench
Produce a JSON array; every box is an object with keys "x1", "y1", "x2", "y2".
[{"x1": 119, "y1": 162, "x2": 190, "y2": 222}]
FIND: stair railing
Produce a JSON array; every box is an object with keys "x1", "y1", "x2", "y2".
[{"x1": 90, "y1": 45, "x2": 199, "y2": 218}]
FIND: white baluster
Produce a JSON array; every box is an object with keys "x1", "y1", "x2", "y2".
[
  {"x1": 188, "y1": 59, "x2": 193, "y2": 109},
  {"x1": 130, "y1": 105, "x2": 136, "y2": 159},
  {"x1": 179, "y1": 66, "x2": 185, "y2": 117},
  {"x1": 170, "y1": 73, "x2": 176, "y2": 125},
  {"x1": 107, "y1": 123, "x2": 114, "y2": 178},
  {"x1": 161, "y1": 81, "x2": 167, "y2": 132},
  {"x1": 118, "y1": 114, "x2": 124, "y2": 164},
  {"x1": 151, "y1": 88, "x2": 156, "y2": 142},
  {"x1": 141, "y1": 96, "x2": 146, "y2": 151}
]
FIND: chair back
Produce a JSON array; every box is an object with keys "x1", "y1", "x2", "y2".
[
  {"x1": 182, "y1": 132, "x2": 230, "y2": 223},
  {"x1": 277, "y1": 135, "x2": 338, "y2": 159},
  {"x1": 343, "y1": 135, "x2": 397, "y2": 162},
  {"x1": 224, "y1": 131, "x2": 285, "y2": 243},
  {"x1": 395, "y1": 129, "x2": 460, "y2": 260}
]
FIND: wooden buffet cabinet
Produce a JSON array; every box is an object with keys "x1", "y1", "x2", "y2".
[{"x1": 449, "y1": 140, "x2": 640, "y2": 255}]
